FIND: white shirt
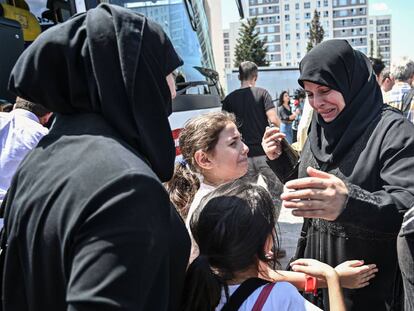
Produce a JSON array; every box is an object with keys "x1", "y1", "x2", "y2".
[
  {"x1": 216, "y1": 281, "x2": 322, "y2": 311},
  {"x1": 185, "y1": 182, "x2": 216, "y2": 263},
  {"x1": 0, "y1": 109, "x2": 48, "y2": 202}
]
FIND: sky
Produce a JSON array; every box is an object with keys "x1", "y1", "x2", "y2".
[{"x1": 221, "y1": 0, "x2": 414, "y2": 64}]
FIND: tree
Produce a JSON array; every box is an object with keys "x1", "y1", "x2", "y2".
[
  {"x1": 369, "y1": 38, "x2": 374, "y2": 58},
  {"x1": 234, "y1": 18, "x2": 269, "y2": 67},
  {"x1": 306, "y1": 10, "x2": 325, "y2": 52}
]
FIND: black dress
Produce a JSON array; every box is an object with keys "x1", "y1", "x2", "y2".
[
  {"x1": 267, "y1": 40, "x2": 414, "y2": 311},
  {"x1": 2, "y1": 4, "x2": 190, "y2": 310},
  {"x1": 269, "y1": 106, "x2": 414, "y2": 310},
  {"x1": 1, "y1": 114, "x2": 190, "y2": 311}
]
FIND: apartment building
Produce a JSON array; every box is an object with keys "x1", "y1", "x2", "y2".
[
  {"x1": 332, "y1": 0, "x2": 369, "y2": 55},
  {"x1": 230, "y1": 0, "x2": 370, "y2": 67},
  {"x1": 223, "y1": 21, "x2": 242, "y2": 70},
  {"x1": 368, "y1": 15, "x2": 391, "y2": 66}
]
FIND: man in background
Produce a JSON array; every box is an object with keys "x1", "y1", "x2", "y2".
[{"x1": 0, "y1": 97, "x2": 51, "y2": 203}]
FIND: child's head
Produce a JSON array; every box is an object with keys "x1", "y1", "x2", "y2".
[
  {"x1": 180, "y1": 111, "x2": 248, "y2": 183},
  {"x1": 181, "y1": 180, "x2": 279, "y2": 311},
  {"x1": 167, "y1": 111, "x2": 249, "y2": 217}
]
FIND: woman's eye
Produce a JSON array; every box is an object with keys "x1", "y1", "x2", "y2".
[{"x1": 321, "y1": 89, "x2": 331, "y2": 94}]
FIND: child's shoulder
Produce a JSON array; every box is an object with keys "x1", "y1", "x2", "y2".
[{"x1": 265, "y1": 282, "x2": 321, "y2": 310}]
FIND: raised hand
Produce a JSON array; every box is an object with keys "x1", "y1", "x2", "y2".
[{"x1": 261, "y1": 126, "x2": 286, "y2": 160}]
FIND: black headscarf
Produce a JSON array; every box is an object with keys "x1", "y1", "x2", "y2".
[
  {"x1": 298, "y1": 39, "x2": 383, "y2": 163},
  {"x1": 8, "y1": 4, "x2": 183, "y2": 181}
]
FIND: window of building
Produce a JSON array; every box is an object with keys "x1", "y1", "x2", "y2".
[
  {"x1": 295, "y1": 13, "x2": 300, "y2": 20},
  {"x1": 297, "y1": 52, "x2": 301, "y2": 58},
  {"x1": 304, "y1": 2, "x2": 311, "y2": 9},
  {"x1": 305, "y1": 12, "x2": 311, "y2": 19},
  {"x1": 296, "y1": 23, "x2": 300, "y2": 30},
  {"x1": 286, "y1": 34, "x2": 291, "y2": 40},
  {"x1": 284, "y1": 4, "x2": 289, "y2": 10},
  {"x1": 317, "y1": 1, "x2": 321, "y2": 8},
  {"x1": 296, "y1": 33, "x2": 300, "y2": 39},
  {"x1": 285, "y1": 23, "x2": 291, "y2": 31},
  {"x1": 339, "y1": 0, "x2": 346, "y2": 5},
  {"x1": 323, "y1": 11, "x2": 328, "y2": 17},
  {"x1": 295, "y1": 3, "x2": 299, "y2": 9},
  {"x1": 223, "y1": 39, "x2": 229, "y2": 44},
  {"x1": 324, "y1": 0, "x2": 329, "y2": 6},
  {"x1": 285, "y1": 14, "x2": 290, "y2": 21}
]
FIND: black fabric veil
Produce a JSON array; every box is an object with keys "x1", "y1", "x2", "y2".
[
  {"x1": 8, "y1": 4, "x2": 183, "y2": 181},
  {"x1": 298, "y1": 39, "x2": 383, "y2": 163}
]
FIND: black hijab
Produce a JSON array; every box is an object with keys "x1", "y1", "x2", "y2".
[
  {"x1": 8, "y1": 4, "x2": 183, "y2": 181},
  {"x1": 298, "y1": 39, "x2": 383, "y2": 163}
]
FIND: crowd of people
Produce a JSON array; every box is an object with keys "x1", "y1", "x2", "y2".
[{"x1": 0, "y1": 4, "x2": 414, "y2": 311}]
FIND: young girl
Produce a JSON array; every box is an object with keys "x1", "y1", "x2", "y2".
[
  {"x1": 181, "y1": 180, "x2": 344, "y2": 311},
  {"x1": 166, "y1": 111, "x2": 377, "y2": 288}
]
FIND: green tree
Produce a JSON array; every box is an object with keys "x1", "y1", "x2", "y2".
[
  {"x1": 234, "y1": 18, "x2": 269, "y2": 67},
  {"x1": 376, "y1": 46, "x2": 383, "y2": 59},
  {"x1": 369, "y1": 38, "x2": 374, "y2": 58},
  {"x1": 306, "y1": 10, "x2": 325, "y2": 52}
]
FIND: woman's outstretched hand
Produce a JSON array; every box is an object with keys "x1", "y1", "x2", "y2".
[
  {"x1": 281, "y1": 166, "x2": 348, "y2": 221},
  {"x1": 261, "y1": 126, "x2": 286, "y2": 160},
  {"x1": 335, "y1": 260, "x2": 378, "y2": 289},
  {"x1": 290, "y1": 258, "x2": 337, "y2": 281}
]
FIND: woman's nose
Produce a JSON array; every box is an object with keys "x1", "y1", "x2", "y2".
[{"x1": 242, "y1": 143, "x2": 249, "y2": 155}]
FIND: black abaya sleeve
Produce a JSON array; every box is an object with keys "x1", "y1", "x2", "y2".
[{"x1": 336, "y1": 117, "x2": 414, "y2": 234}]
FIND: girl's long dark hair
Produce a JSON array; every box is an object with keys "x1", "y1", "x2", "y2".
[
  {"x1": 278, "y1": 91, "x2": 288, "y2": 106},
  {"x1": 180, "y1": 180, "x2": 279, "y2": 311}
]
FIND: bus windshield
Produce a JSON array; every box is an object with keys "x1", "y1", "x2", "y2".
[{"x1": 111, "y1": 0, "x2": 217, "y2": 95}]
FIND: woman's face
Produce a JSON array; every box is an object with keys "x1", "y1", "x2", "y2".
[
  {"x1": 207, "y1": 122, "x2": 249, "y2": 185},
  {"x1": 303, "y1": 81, "x2": 346, "y2": 123},
  {"x1": 283, "y1": 92, "x2": 290, "y2": 104}
]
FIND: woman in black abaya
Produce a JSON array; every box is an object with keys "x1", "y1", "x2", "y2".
[
  {"x1": 262, "y1": 40, "x2": 414, "y2": 310},
  {"x1": 1, "y1": 4, "x2": 189, "y2": 311}
]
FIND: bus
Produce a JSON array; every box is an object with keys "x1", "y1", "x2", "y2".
[{"x1": 0, "y1": 0, "x2": 244, "y2": 154}]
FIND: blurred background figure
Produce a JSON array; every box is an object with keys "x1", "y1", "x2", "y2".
[
  {"x1": 277, "y1": 91, "x2": 297, "y2": 144},
  {"x1": 0, "y1": 97, "x2": 51, "y2": 204}
]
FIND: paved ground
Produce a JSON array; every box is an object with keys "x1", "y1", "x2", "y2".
[{"x1": 277, "y1": 206, "x2": 303, "y2": 269}]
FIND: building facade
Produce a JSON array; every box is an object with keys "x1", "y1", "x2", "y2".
[
  {"x1": 368, "y1": 15, "x2": 391, "y2": 66},
  {"x1": 226, "y1": 0, "x2": 373, "y2": 67},
  {"x1": 332, "y1": 0, "x2": 369, "y2": 56},
  {"x1": 223, "y1": 21, "x2": 242, "y2": 70}
]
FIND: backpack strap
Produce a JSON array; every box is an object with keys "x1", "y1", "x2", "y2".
[
  {"x1": 221, "y1": 278, "x2": 269, "y2": 311},
  {"x1": 252, "y1": 282, "x2": 276, "y2": 311}
]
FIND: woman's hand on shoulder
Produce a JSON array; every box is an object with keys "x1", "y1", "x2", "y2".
[
  {"x1": 335, "y1": 260, "x2": 377, "y2": 289},
  {"x1": 281, "y1": 167, "x2": 348, "y2": 221},
  {"x1": 262, "y1": 126, "x2": 286, "y2": 160}
]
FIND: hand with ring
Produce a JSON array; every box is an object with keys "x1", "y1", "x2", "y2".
[{"x1": 262, "y1": 126, "x2": 286, "y2": 160}]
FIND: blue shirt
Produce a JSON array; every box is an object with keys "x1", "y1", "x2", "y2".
[{"x1": 0, "y1": 109, "x2": 48, "y2": 202}]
